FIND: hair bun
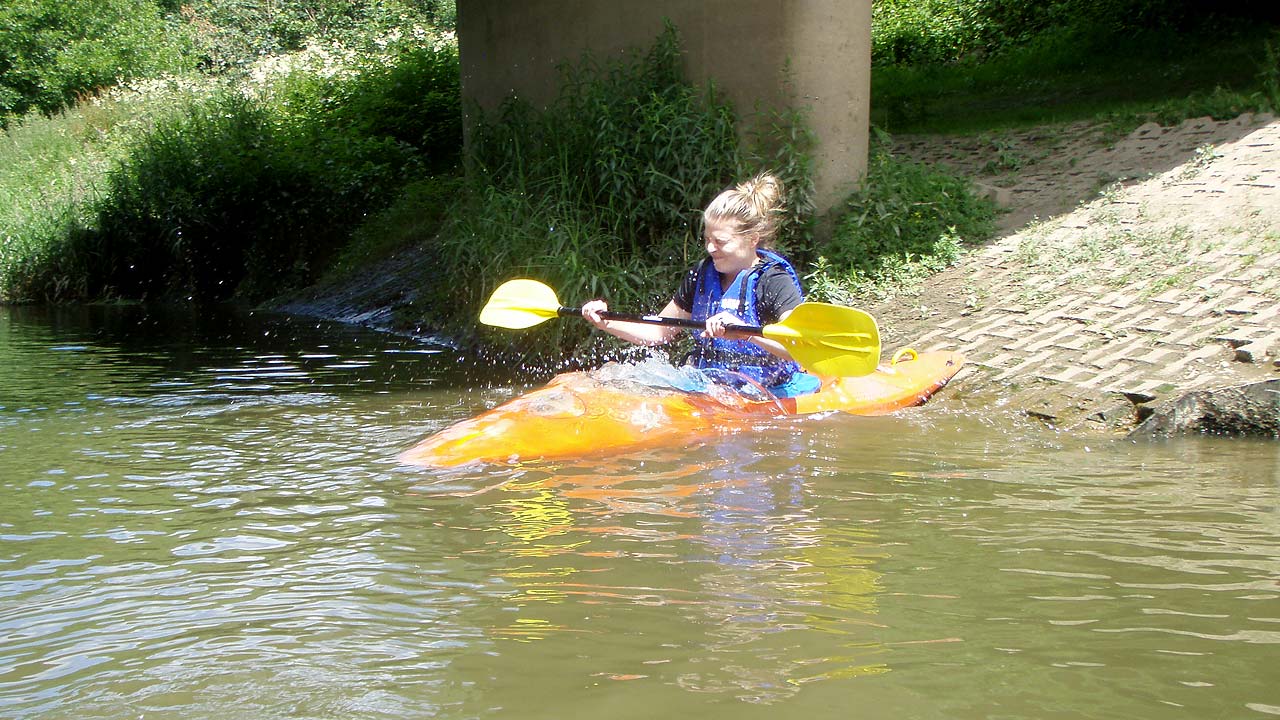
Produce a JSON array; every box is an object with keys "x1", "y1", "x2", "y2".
[
  {"x1": 704, "y1": 172, "x2": 787, "y2": 246},
  {"x1": 738, "y1": 173, "x2": 783, "y2": 211}
]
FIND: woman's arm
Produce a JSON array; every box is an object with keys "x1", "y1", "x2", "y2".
[{"x1": 582, "y1": 299, "x2": 689, "y2": 346}]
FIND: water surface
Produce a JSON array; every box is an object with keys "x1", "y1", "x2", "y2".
[{"x1": 2, "y1": 305, "x2": 1278, "y2": 719}]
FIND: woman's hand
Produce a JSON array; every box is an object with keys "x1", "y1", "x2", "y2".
[
  {"x1": 703, "y1": 311, "x2": 752, "y2": 340},
  {"x1": 581, "y1": 299, "x2": 610, "y2": 331}
]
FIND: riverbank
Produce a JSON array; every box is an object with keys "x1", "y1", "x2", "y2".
[
  {"x1": 877, "y1": 112, "x2": 1280, "y2": 436},
  {"x1": 278, "y1": 112, "x2": 1280, "y2": 437}
]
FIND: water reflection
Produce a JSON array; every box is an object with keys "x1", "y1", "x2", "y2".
[
  {"x1": 2, "y1": 306, "x2": 1279, "y2": 719},
  {"x1": 421, "y1": 428, "x2": 895, "y2": 706}
]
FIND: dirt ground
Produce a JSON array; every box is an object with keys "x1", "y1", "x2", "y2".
[{"x1": 871, "y1": 112, "x2": 1280, "y2": 433}]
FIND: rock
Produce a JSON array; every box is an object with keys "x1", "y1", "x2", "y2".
[
  {"x1": 1128, "y1": 379, "x2": 1280, "y2": 439},
  {"x1": 972, "y1": 181, "x2": 1013, "y2": 207},
  {"x1": 1234, "y1": 340, "x2": 1277, "y2": 363}
]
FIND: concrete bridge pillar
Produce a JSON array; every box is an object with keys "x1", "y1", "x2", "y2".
[{"x1": 456, "y1": 0, "x2": 871, "y2": 218}]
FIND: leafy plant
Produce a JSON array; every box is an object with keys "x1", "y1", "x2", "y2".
[
  {"x1": 808, "y1": 131, "x2": 996, "y2": 302},
  {"x1": 467, "y1": 23, "x2": 741, "y2": 259},
  {"x1": 416, "y1": 23, "x2": 816, "y2": 366},
  {"x1": 1, "y1": 37, "x2": 461, "y2": 303},
  {"x1": 0, "y1": 0, "x2": 192, "y2": 121}
]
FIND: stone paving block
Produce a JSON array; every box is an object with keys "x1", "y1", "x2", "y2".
[
  {"x1": 1097, "y1": 290, "x2": 1124, "y2": 307},
  {"x1": 1254, "y1": 272, "x2": 1280, "y2": 297},
  {"x1": 1078, "y1": 336, "x2": 1152, "y2": 367},
  {"x1": 974, "y1": 352, "x2": 1014, "y2": 369},
  {"x1": 1078, "y1": 360, "x2": 1135, "y2": 388},
  {"x1": 1214, "y1": 325, "x2": 1276, "y2": 345},
  {"x1": 1161, "y1": 319, "x2": 1228, "y2": 348},
  {"x1": 1193, "y1": 274, "x2": 1232, "y2": 292},
  {"x1": 1105, "y1": 291, "x2": 1141, "y2": 308},
  {"x1": 1049, "y1": 332, "x2": 1099, "y2": 352},
  {"x1": 911, "y1": 328, "x2": 952, "y2": 346},
  {"x1": 1199, "y1": 283, "x2": 1249, "y2": 303},
  {"x1": 1018, "y1": 326, "x2": 1083, "y2": 353},
  {"x1": 955, "y1": 315, "x2": 1017, "y2": 342},
  {"x1": 1128, "y1": 347, "x2": 1180, "y2": 366},
  {"x1": 1061, "y1": 306, "x2": 1118, "y2": 324},
  {"x1": 1101, "y1": 369, "x2": 1175, "y2": 396},
  {"x1": 1035, "y1": 364, "x2": 1093, "y2": 384},
  {"x1": 1163, "y1": 342, "x2": 1229, "y2": 376},
  {"x1": 1235, "y1": 337, "x2": 1279, "y2": 363},
  {"x1": 1150, "y1": 288, "x2": 1184, "y2": 304},
  {"x1": 996, "y1": 304, "x2": 1031, "y2": 315},
  {"x1": 1168, "y1": 297, "x2": 1209, "y2": 317},
  {"x1": 1250, "y1": 304, "x2": 1280, "y2": 325},
  {"x1": 1223, "y1": 294, "x2": 1270, "y2": 315},
  {"x1": 1028, "y1": 296, "x2": 1088, "y2": 324},
  {"x1": 1130, "y1": 315, "x2": 1181, "y2": 334},
  {"x1": 984, "y1": 328, "x2": 1026, "y2": 345},
  {"x1": 1115, "y1": 378, "x2": 1178, "y2": 399},
  {"x1": 994, "y1": 356, "x2": 1044, "y2": 382},
  {"x1": 1113, "y1": 308, "x2": 1162, "y2": 331}
]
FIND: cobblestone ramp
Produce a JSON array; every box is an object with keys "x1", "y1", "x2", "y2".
[{"x1": 885, "y1": 115, "x2": 1280, "y2": 431}]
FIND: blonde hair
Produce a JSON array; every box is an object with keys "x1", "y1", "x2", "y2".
[{"x1": 703, "y1": 172, "x2": 786, "y2": 247}]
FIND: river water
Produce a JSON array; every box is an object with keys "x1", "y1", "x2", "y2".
[{"x1": 2, "y1": 304, "x2": 1278, "y2": 719}]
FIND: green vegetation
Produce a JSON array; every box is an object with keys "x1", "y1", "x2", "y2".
[
  {"x1": 3, "y1": 0, "x2": 1275, "y2": 369},
  {"x1": 408, "y1": 24, "x2": 815, "y2": 359},
  {"x1": 871, "y1": 0, "x2": 1280, "y2": 133},
  {"x1": 1, "y1": 36, "x2": 459, "y2": 303},
  {"x1": 177, "y1": 0, "x2": 456, "y2": 74},
  {"x1": 1, "y1": 0, "x2": 457, "y2": 121},
  {"x1": 807, "y1": 132, "x2": 997, "y2": 305},
  {"x1": 0, "y1": 0, "x2": 191, "y2": 119}
]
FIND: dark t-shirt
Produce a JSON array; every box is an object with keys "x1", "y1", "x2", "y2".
[{"x1": 672, "y1": 260, "x2": 803, "y2": 324}]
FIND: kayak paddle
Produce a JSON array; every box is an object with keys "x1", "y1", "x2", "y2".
[{"x1": 479, "y1": 278, "x2": 882, "y2": 377}]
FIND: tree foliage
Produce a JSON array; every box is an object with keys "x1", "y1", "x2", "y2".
[
  {"x1": 872, "y1": 0, "x2": 1280, "y2": 65},
  {"x1": 0, "y1": 0, "x2": 191, "y2": 118}
]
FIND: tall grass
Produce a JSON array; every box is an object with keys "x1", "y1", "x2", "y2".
[
  {"x1": 875, "y1": 24, "x2": 1280, "y2": 133},
  {"x1": 413, "y1": 24, "x2": 816, "y2": 364},
  {"x1": 0, "y1": 79, "x2": 213, "y2": 301},
  {"x1": 417, "y1": 26, "x2": 707, "y2": 355},
  {"x1": 0, "y1": 40, "x2": 460, "y2": 304},
  {"x1": 806, "y1": 131, "x2": 998, "y2": 304}
]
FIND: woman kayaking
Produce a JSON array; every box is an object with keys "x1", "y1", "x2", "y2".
[{"x1": 581, "y1": 172, "x2": 822, "y2": 398}]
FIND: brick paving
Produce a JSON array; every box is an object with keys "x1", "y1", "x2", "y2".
[{"x1": 878, "y1": 115, "x2": 1280, "y2": 428}]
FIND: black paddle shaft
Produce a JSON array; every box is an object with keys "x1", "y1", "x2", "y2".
[{"x1": 558, "y1": 306, "x2": 765, "y2": 336}]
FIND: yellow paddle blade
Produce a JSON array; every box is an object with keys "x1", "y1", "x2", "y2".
[
  {"x1": 763, "y1": 302, "x2": 881, "y2": 377},
  {"x1": 478, "y1": 279, "x2": 563, "y2": 329}
]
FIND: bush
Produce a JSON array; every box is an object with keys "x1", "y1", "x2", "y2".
[
  {"x1": 1, "y1": 38, "x2": 461, "y2": 303},
  {"x1": 811, "y1": 131, "x2": 997, "y2": 300},
  {"x1": 177, "y1": 0, "x2": 455, "y2": 72},
  {"x1": 414, "y1": 23, "x2": 815, "y2": 364},
  {"x1": 871, "y1": 0, "x2": 1280, "y2": 66},
  {"x1": 77, "y1": 92, "x2": 421, "y2": 301},
  {"x1": 0, "y1": 0, "x2": 192, "y2": 120},
  {"x1": 286, "y1": 43, "x2": 463, "y2": 171},
  {"x1": 467, "y1": 24, "x2": 741, "y2": 259},
  {"x1": 429, "y1": 24, "x2": 739, "y2": 356}
]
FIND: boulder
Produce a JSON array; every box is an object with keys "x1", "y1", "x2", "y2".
[{"x1": 1128, "y1": 379, "x2": 1280, "y2": 439}]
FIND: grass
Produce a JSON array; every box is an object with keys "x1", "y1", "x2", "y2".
[
  {"x1": 0, "y1": 36, "x2": 458, "y2": 305},
  {"x1": 0, "y1": 78, "x2": 216, "y2": 301},
  {"x1": 872, "y1": 24, "x2": 1280, "y2": 134}
]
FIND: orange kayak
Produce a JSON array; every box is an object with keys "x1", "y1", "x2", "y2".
[{"x1": 400, "y1": 349, "x2": 964, "y2": 468}]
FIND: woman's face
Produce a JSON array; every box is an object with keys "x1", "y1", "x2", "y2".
[{"x1": 704, "y1": 218, "x2": 759, "y2": 276}]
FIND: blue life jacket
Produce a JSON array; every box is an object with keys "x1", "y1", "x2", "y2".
[{"x1": 689, "y1": 249, "x2": 814, "y2": 394}]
